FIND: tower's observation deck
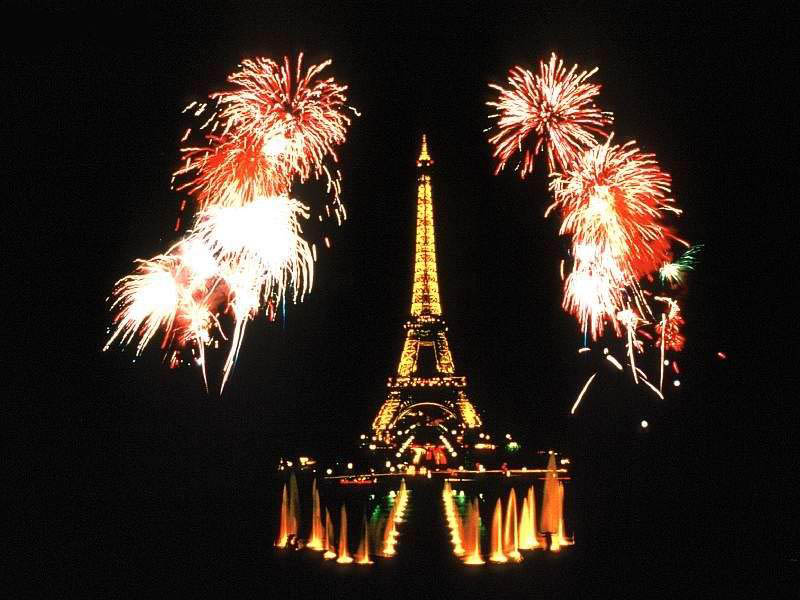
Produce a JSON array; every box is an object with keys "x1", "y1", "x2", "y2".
[{"x1": 372, "y1": 135, "x2": 481, "y2": 450}]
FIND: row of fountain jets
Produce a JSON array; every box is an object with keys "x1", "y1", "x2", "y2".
[
  {"x1": 275, "y1": 455, "x2": 571, "y2": 566},
  {"x1": 276, "y1": 476, "x2": 410, "y2": 564},
  {"x1": 444, "y1": 454, "x2": 573, "y2": 564}
]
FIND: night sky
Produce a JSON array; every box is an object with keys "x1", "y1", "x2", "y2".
[{"x1": 9, "y1": 2, "x2": 795, "y2": 595}]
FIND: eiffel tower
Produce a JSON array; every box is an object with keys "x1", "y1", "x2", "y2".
[{"x1": 370, "y1": 135, "x2": 482, "y2": 458}]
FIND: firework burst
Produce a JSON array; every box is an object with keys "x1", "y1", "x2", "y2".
[
  {"x1": 106, "y1": 54, "x2": 354, "y2": 391},
  {"x1": 190, "y1": 194, "x2": 314, "y2": 304},
  {"x1": 550, "y1": 136, "x2": 681, "y2": 280},
  {"x1": 488, "y1": 53, "x2": 698, "y2": 409},
  {"x1": 659, "y1": 244, "x2": 703, "y2": 287},
  {"x1": 104, "y1": 246, "x2": 222, "y2": 387},
  {"x1": 547, "y1": 137, "x2": 682, "y2": 339},
  {"x1": 487, "y1": 53, "x2": 612, "y2": 177},
  {"x1": 175, "y1": 54, "x2": 351, "y2": 209}
]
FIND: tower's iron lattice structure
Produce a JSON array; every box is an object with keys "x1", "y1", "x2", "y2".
[{"x1": 371, "y1": 135, "x2": 481, "y2": 448}]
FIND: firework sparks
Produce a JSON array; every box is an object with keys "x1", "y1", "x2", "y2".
[
  {"x1": 191, "y1": 194, "x2": 314, "y2": 303},
  {"x1": 106, "y1": 54, "x2": 353, "y2": 390},
  {"x1": 487, "y1": 53, "x2": 612, "y2": 177},
  {"x1": 104, "y1": 246, "x2": 223, "y2": 386},
  {"x1": 551, "y1": 136, "x2": 681, "y2": 280},
  {"x1": 561, "y1": 243, "x2": 626, "y2": 339},
  {"x1": 549, "y1": 136, "x2": 683, "y2": 340},
  {"x1": 617, "y1": 307, "x2": 645, "y2": 383},
  {"x1": 655, "y1": 296, "x2": 685, "y2": 352},
  {"x1": 659, "y1": 244, "x2": 703, "y2": 286},
  {"x1": 488, "y1": 53, "x2": 697, "y2": 410},
  {"x1": 176, "y1": 54, "x2": 351, "y2": 210},
  {"x1": 104, "y1": 255, "x2": 183, "y2": 356},
  {"x1": 191, "y1": 195, "x2": 315, "y2": 390}
]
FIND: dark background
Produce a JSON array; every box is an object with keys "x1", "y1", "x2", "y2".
[{"x1": 7, "y1": 1, "x2": 794, "y2": 596}]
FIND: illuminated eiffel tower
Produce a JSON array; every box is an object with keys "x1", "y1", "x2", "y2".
[{"x1": 371, "y1": 135, "x2": 482, "y2": 456}]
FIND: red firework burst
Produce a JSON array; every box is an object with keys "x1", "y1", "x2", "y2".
[
  {"x1": 177, "y1": 134, "x2": 291, "y2": 209},
  {"x1": 549, "y1": 136, "x2": 680, "y2": 281},
  {"x1": 655, "y1": 297, "x2": 685, "y2": 352},
  {"x1": 213, "y1": 54, "x2": 350, "y2": 183},
  {"x1": 175, "y1": 54, "x2": 351, "y2": 209},
  {"x1": 487, "y1": 53, "x2": 612, "y2": 177}
]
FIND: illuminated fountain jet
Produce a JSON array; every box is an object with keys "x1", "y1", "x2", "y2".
[
  {"x1": 382, "y1": 479, "x2": 409, "y2": 555},
  {"x1": 442, "y1": 481, "x2": 464, "y2": 555},
  {"x1": 541, "y1": 453, "x2": 571, "y2": 551},
  {"x1": 288, "y1": 472, "x2": 299, "y2": 539},
  {"x1": 518, "y1": 486, "x2": 540, "y2": 550},
  {"x1": 323, "y1": 508, "x2": 337, "y2": 560},
  {"x1": 336, "y1": 504, "x2": 354, "y2": 563},
  {"x1": 394, "y1": 479, "x2": 408, "y2": 522},
  {"x1": 275, "y1": 483, "x2": 289, "y2": 547},
  {"x1": 382, "y1": 501, "x2": 398, "y2": 556},
  {"x1": 355, "y1": 513, "x2": 373, "y2": 564},
  {"x1": 307, "y1": 479, "x2": 324, "y2": 550},
  {"x1": 503, "y1": 489, "x2": 522, "y2": 561},
  {"x1": 551, "y1": 482, "x2": 574, "y2": 549},
  {"x1": 463, "y1": 498, "x2": 484, "y2": 565},
  {"x1": 274, "y1": 475, "x2": 300, "y2": 548},
  {"x1": 489, "y1": 498, "x2": 507, "y2": 562}
]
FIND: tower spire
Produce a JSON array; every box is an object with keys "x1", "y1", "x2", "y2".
[
  {"x1": 417, "y1": 133, "x2": 433, "y2": 166},
  {"x1": 411, "y1": 134, "x2": 441, "y2": 316}
]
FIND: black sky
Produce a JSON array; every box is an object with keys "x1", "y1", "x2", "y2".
[{"x1": 8, "y1": 1, "x2": 796, "y2": 593}]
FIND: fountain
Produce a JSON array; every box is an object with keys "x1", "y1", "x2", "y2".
[
  {"x1": 463, "y1": 498, "x2": 484, "y2": 565},
  {"x1": 443, "y1": 481, "x2": 464, "y2": 555},
  {"x1": 355, "y1": 513, "x2": 373, "y2": 564},
  {"x1": 336, "y1": 504, "x2": 354, "y2": 563},
  {"x1": 551, "y1": 482, "x2": 574, "y2": 549},
  {"x1": 518, "y1": 494, "x2": 537, "y2": 550},
  {"x1": 395, "y1": 479, "x2": 408, "y2": 522},
  {"x1": 382, "y1": 500, "x2": 398, "y2": 556},
  {"x1": 307, "y1": 478, "x2": 324, "y2": 550},
  {"x1": 522, "y1": 485, "x2": 540, "y2": 549},
  {"x1": 323, "y1": 507, "x2": 337, "y2": 559},
  {"x1": 288, "y1": 472, "x2": 299, "y2": 539},
  {"x1": 275, "y1": 483, "x2": 289, "y2": 547},
  {"x1": 503, "y1": 489, "x2": 522, "y2": 561},
  {"x1": 489, "y1": 498, "x2": 507, "y2": 562},
  {"x1": 540, "y1": 453, "x2": 560, "y2": 550}
]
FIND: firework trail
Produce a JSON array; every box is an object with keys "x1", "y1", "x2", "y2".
[
  {"x1": 487, "y1": 53, "x2": 612, "y2": 177},
  {"x1": 105, "y1": 54, "x2": 353, "y2": 390}
]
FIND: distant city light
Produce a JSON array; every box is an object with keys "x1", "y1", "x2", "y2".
[{"x1": 641, "y1": 420, "x2": 649, "y2": 428}]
